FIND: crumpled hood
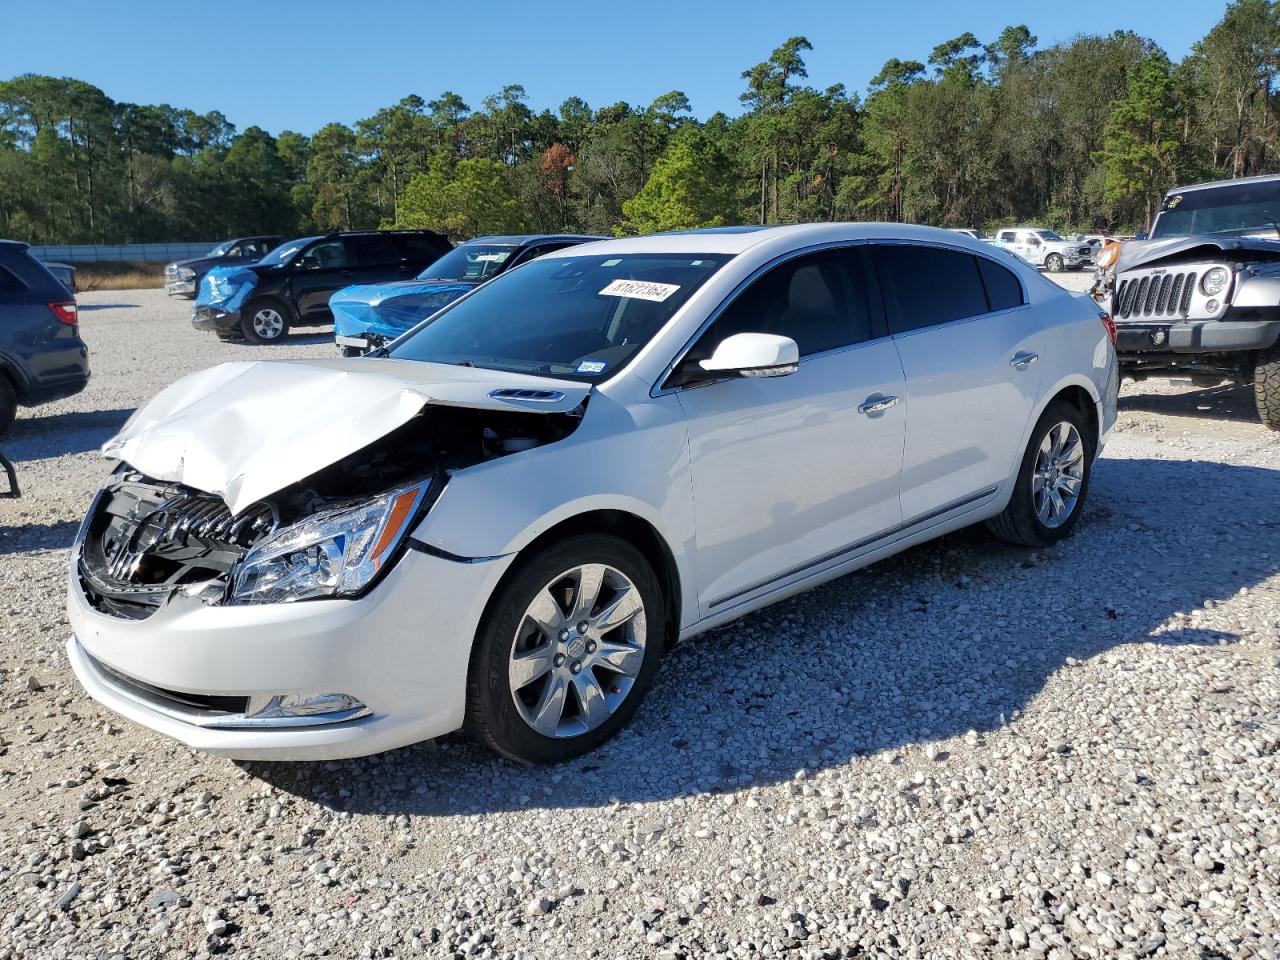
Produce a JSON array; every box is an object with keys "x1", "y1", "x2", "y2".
[
  {"x1": 102, "y1": 358, "x2": 590, "y2": 514},
  {"x1": 1117, "y1": 234, "x2": 1280, "y2": 272},
  {"x1": 196, "y1": 266, "x2": 260, "y2": 312},
  {"x1": 330, "y1": 279, "x2": 476, "y2": 339}
]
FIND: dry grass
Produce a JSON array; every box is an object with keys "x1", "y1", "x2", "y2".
[{"x1": 73, "y1": 260, "x2": 164, "y2": 291}]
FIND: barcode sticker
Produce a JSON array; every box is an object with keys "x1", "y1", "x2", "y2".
[{"x1": 598, "y1": 279, "x2": 680, "y2": 302}]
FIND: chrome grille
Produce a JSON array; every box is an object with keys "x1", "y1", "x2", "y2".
[{"x1": 1115, "y1": 270, "x2": 1198, "y2": 319}]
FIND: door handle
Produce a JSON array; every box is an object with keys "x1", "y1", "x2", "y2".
[
  {"x1": 858, "y1": 394, "x2": 899, "y2": 415},
  {"x1": 1010, "y1": 351, "x2": 1039, "y2": 369}
]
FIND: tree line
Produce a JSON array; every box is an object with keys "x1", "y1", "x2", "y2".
[{"x1": 1, "y1": 0, "x2": 1276, "y2": 245}]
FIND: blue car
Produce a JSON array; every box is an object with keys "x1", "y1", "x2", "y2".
[{"x1": 331, "y1": 234, "x2": 604, "y2": 355}]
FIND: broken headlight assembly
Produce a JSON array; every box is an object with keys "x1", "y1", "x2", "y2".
[{"x1": 229, "y1": 481, "x2": 430, "y2": 605}]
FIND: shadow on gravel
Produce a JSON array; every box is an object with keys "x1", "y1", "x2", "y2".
[
  {"x1": 0, "y1": 519, "x2": 81, "y2": 555},
  {"x1": 78, "y1": 303, "x2": 141, "y2": 311},
  {"x1": 245, "y1": 455, "x2": 1280, "y2": 816},
  {"x1": 5, "y1": 409, "x2": 133, "y2": 461},
  {"x1": 1120, "y1": 381, "x2": 1259, "y2": 424}
]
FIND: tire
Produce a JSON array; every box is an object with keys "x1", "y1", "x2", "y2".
[
  {"x1": 987, "y1": 399, "x2": 1093, "y2": 547},
  {"x1": 341, "y1": 346, "x2": 363, "y2": 358},
  {"x1": 465, "y1": 534, "x2": 665, "y2": 763},
  {"x1": 1254, "y1": 344, "x2": 1280, "y2": 431},
  {"x1": 0, "y1": 376, "x2": 15, "y2": 438},
  {"x1": 241, "y1": 299, "x2": 290, "y2": 345},
  {"x1": 1045, "y1": 254, "x2": 1065, "y2": 273}
]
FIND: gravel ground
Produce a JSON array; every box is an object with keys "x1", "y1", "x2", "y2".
[{"x1": 1, "y1": 284, "x2": 1277, "y2": 960}]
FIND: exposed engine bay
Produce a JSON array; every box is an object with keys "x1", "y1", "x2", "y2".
[{"x1": 78, "y1": 403, "x2": 584, "y2": 619}]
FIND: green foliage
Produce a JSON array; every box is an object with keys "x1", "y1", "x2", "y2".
[
  {"x1": 1, "y1": 4, "x2": 1277, "y2": 245},
  {"x1": 618, "y1": 132, "x2": 735, "y2": 234}
]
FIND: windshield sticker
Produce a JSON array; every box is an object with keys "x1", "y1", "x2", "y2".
[
  {"x1": 474, "y1": 253, "x2": 507, "y2": 262},
  {"x1": 577, "y1": 359, "x2": 608, "y2": 374},
  {"x1": 598, "y1": 278, "x2": 680, "y2": 302},
  {"x1": 1165, "y1": 195, "x2": 1182, "y2": 209},
  {"x1": 601, "y1": 258, "x2": 622, "y2": 267}
]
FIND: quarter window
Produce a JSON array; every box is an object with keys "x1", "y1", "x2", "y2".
[
  {"x1": 976, "y1": 257, "x2": 1025, "y2": 312},
  {"x1": 873, "y1": 245, "x2": 989, "y2": 334},
  {"x1": 0, "y1": 265, "x2": 24, "y2": 294},
  {"x1": 698, "y1": 248, "x2": 877, "y2": 360}
]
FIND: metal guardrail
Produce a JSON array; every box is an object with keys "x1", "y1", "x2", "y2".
[{"x1": 27, "y1": 243, "x2": 218, "y2": 263}]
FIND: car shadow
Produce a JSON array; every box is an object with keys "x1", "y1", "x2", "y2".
[
  {"x1": 78, "y1": 303, "x2": 141, "y2": 311},
  {"x1": 243, "y1": 454, "x2": 1279, "y2": 815},
  {"x1": 0, "y1": 519, "x2": 81, "y2": 555},
  {"x1": 4, "y1": 408, "x2": 133, "y2": 461},
  {"x1": 1120, "y1": 381, "x2": 1258, "y2": 424}
]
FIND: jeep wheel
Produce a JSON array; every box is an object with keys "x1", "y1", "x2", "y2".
[
  {"x1": 0, "y1": 376, "x2": 16, "y2": 438},
  {"x1": 241, "y1": 299, "x2": 290, "y2": 345},
  {"x1": 1255, "y1": 343, "x2": 1280, "y2": 431},
  {"x1": 1045, "y1": 253, "x2": 1065, "y2": 273}
]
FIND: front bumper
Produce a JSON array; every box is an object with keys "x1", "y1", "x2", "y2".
[
  {"x1": 66, "y1": 545, "x2": 514, "y2": 760},
  {"x1": 166, "y1": 279, "x2": 196, "y2": 297},
  {"x1": 191, "y1": 304, "x2": 242, "y2": 335},
  {"x1": 1115, "y1": 318, "x2": 1280, "y2": 357}
]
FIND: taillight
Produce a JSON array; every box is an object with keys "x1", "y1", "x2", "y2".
[
  {"x1": 1099, "y1": 311, "x2": 1117, "y2": 348},
  {"x1": 49, "y1": 300, "x2": 78, "y2": 325}
]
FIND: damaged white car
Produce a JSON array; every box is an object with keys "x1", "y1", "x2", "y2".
[{"x1": 67, "y1": 225, "x2": 1118, "y2": 763}]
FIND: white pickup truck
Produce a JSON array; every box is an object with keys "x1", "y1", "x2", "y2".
[{"x1": 990, "y1": 227, "x2": 1095, "y2": 272}]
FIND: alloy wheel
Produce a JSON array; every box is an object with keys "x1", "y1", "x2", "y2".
[
  {"x1": 252, "y1": 308, "x2": 284, "y2": 340},
  {"x1": 508, "y1": 563, "x2": 646, "y2": 739},
  {"x1": 1032, "y1": 420, "x2": 1084, "y2": 528}
]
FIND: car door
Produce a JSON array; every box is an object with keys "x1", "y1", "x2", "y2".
[
  {"x1": 872, "y1": 242, "x2": 1046, "y2": 523},
  {"x1": 290, "y1": 239, "x2": 354, "y2": 319},
  {"x1": 671, "y1": 245, "x2": 907, "y2": 616}
]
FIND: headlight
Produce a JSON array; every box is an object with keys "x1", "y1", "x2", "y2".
[
  {"x1": 177, "y1": 267, "x2": 195, "y2": 280},
  {"x1": 1200, "y1": 267, "x2": 1229, "y2": 297},
  {"x1": 229, "y1": 481, "x2": 430, "y2": 604}
]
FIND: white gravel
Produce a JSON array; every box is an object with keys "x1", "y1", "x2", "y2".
[{"x1": 1, "y1": 286, "x2": 1277, "y2": 959}]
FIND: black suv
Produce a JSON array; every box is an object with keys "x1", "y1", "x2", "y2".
[
  {"x1": 192, "y1": 231, "x2": 452, "y2": 344},
  {"x1": 164, "y1": 235, "x2": 283, "y2": 298},
  {"x1": 0, "y1": 240, "x2": 90, "y2": 435}
]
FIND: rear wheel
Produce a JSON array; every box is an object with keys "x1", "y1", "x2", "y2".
[
  {"x1": 241, "y1": 299, "x2": 290, "y2": 345},
  {"x1": 1045, "y1": 253, "x2": 1065, "y2": 273},
  {"x1": 465, "y1": 534, "x2": 664, "y2": 763},
  {"x1": 988, "y1": 400, "x2": 1093, "y2": 547},
  {"x1": 1254, "y1": 344, "x2": 1280, "y2": 431},
  {"x1": 0, "y1": 377, "x2": 15, "y2": 437}
]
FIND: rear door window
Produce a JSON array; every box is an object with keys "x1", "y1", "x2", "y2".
[
  {"x1": 976, "y1": 257, "x2": 1025, "y2": 312},
  {"x1": 873, "y1": 244, "x2": 989, "y2": 334},
  {"x1": 349, "y1": 235, "x2": 397, "y2": 267},
  {"x1": 391, "y1": 234, "x2": 450, "y2": 262}
]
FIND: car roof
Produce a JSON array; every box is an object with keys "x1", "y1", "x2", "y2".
[
  {"x1": 1167, "y1": 172, "x2": 1280, "y2": 195},
  {"x1": 465, "y1": 234, "x2": 608, "y2": 246},
  {"x1": 539, "y1": 222, "x2": 1006, "y2": 258}
]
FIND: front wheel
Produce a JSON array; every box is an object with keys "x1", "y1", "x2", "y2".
[
  {"x1": 987, "y1": 400, "x2": 1093, "y2": 547},
  {"x1": 241, "y1": 299, "x2": 290, "y2": 345},
  {"x1": 1045, "y1": 253, "x2": 1065, "y2": 273},
  {"x1": 465, "y1": 534, "x2": 664, "y2": 763},
  {"x1": 1254, "y1": 344, "x2": 1280, "y2": 431}
]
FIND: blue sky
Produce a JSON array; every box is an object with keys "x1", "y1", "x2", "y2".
[{"x1": 3, "y1": 0, "x2": 1227, "y2": 136}]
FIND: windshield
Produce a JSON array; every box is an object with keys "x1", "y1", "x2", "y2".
[
  {"x1": 1034, "y1": 230, "x2": 1064, "y2": 241},
  {"x1": 258, "y1": 237, "x2": 317, "y2": 267},
  {"x1": 1153, "y1": 180, "x2": 1280, "y2": 238},
  {"x1": 206, "y1": 243, "x2": 230, "y2": 257},
  {"x1": 389, "y1": 252, "x2": 732, "y2": 380},
  {"x1": 418, "y1": 244, "x2": 517, "y2": 282}
]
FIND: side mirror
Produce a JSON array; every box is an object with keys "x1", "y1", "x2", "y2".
[{"x1": 699, "y1": 333, "x2": 799, "y2": 379}]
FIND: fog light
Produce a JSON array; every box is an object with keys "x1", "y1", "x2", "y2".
[
  {"x1": 1151, "y1": 330, "x2": 1167, "y2": 345},
  {"x1": 1205, "y1": 299, "x2": 1220, "y2": 313},
  {"x1": 245, "y1": 692, "x2": 367, "y2": 721}
]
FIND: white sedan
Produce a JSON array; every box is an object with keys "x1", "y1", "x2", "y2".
[{"x1": 67, "y1": 224, "x2": 1119, "y2": 763}]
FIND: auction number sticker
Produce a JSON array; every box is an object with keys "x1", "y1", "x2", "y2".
[{"x1": 598, "y1": 279, "x2": 681, "y2": 302}]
